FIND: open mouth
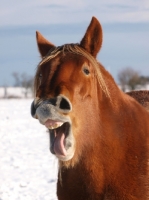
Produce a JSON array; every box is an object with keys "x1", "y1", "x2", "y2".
[{"x1": 45, "y1": 119, "x2": 71, "y2": 157}]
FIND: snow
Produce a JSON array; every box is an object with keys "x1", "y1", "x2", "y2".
[
  {"x1": 0, "y1": 87, "x2": 33, "y2": 99},
  {"x1": 0, "y1": 99, "x2": 58, "y2": 200}
]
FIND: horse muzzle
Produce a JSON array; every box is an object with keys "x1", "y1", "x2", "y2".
[
  {"x1": 31, "y1": 95, "x2": 75, "y2": 161},
  {"x1": 31, "y1": 95, "x2": 72, "y2": 121}
]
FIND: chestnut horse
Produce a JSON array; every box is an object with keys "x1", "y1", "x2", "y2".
[
  {"x1": 31, "y1": 17, "x2": 149, "y2": 199},
  {"x1": 126, "y1": 90, "x2": 149, "y2": 111}
]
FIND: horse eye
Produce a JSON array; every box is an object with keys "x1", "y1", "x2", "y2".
[
  {"x1": 39, "y1": 73, "x2": 42, "y2": 78},
  {"x1": 83, "y1": 68, "x2": 90, "y2": 75}
]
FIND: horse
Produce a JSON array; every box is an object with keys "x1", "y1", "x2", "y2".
[
  {"x1": 31, "y1": 17, "x2": 149, "y2": 200},
  {"x1": 126, "y1": 90, "x2": 149, "y2": 111}
]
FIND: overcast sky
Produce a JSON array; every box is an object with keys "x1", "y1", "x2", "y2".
[{"x1": 0, "y1": 0, "x2": 149, "y2": 86}]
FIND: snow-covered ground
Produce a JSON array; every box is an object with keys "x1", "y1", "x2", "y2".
[{"x1": 0, "y1": 99, "x2": 58, "y2": 200}]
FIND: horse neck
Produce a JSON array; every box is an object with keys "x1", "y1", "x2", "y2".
[
  {"x1": 58, "y1": 88, "x2": 149, "y2": 200},
  {"x1": 60, "y1": 88, "x2": 124, "y2": 192},
  {"x1": 58, "y1": 69, "x2": 149, "y2": 199}
]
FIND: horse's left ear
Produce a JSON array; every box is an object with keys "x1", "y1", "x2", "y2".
[
  {"x1": 36, "y1": 31, "x2": 55, "y2": 58},
  {"x1": 80, "y1": 17, "x2": 103, "y2": 58}
]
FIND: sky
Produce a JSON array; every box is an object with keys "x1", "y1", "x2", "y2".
[{"x1": 0, "y1": 0, "x2": 149, "y2": 86}]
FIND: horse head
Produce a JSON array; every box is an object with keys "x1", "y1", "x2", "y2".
[{"x1": 31, "y1": 17, "x2": 112, "y2": 166}]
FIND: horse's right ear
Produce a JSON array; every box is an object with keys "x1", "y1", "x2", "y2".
[
  {"x1": 36, "y1": 31, "x2": 55, "y2": 58},
  {"x1": 80, "y1": 17, "x2": 103, "y2": 58}
]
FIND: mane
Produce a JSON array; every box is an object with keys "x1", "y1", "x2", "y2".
[{"x1": 36, "y1": 44, "x2": 110, "y2": 98}]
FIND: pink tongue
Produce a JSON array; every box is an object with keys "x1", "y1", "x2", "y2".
[{"x1": 54, "y1": 132, "x2": 66, "y2": 156}]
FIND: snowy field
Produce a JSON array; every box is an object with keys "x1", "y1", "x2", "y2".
[{"x1": 0, "y1": 99, "x2": 58, "y2": 200}]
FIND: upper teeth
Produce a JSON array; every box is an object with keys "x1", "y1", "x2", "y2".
[{"x1": 48, "y1": 122, "x2": 64, "y2": 130}]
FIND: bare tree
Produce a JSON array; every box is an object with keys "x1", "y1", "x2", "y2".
[
  {"x1": 139, "y1": 76, "x2": 149, "y2": 87},
  {"x1": 12, "y1": 72, "x2": 34, "y2": 98},
  {"x1": 118, "y1": 67, "x2": 140, "y2": 91},
  {"x1": 21, "y1": 73, "x2": 34, "y2": 98},
  {"x1": 12, "y1": 72, "x2": 21, "y2": 87},
  {"x1": 4, "y1": 85, "x2": 8, "y2": 98}
]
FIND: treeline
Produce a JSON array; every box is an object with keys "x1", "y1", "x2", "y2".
[
  {"x1": 12, "y1": 72, "x2": 34, "y2": 98},
  {"x1": 118, "y1": 67, "x2": 149, "y2": 91},
  {"x1": 11, "y1": 68, "x2": 149, "y2": 95},
  {"x1": 1, "y1": 67, "x2": 149, "y2": 99}
]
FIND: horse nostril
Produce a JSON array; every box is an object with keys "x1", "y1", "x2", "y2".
[
  {"x1": 31, "y1": 101, "x2": 36, "y2": 118},
  {"x1": 59, "y1": 97, "x2": 72, "y2": 111}
]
